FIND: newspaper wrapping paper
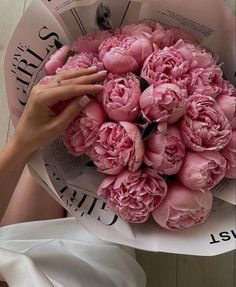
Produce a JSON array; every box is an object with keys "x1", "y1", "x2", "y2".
[{"x1": 4, "y1": 0, "x2": 236, "y2": 256}]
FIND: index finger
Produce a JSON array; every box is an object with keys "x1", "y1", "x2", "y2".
[
  {"x1": 42, "y1": 84, "x2": 104, "y2": 106},
  {"x1": 57, "y1": 66, "x2": 98, "y2": 80}
]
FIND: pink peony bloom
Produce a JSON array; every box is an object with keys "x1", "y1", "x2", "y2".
[
  {"x1": 115, "y1": 23, "x2": 153, "y2": 36},
  {"x1": 140, "y1": 83, "x2": 187, "y2": 124},
  {"x1": 173, "y1": 40, "x2": 215, "y2": 69},
  {"x1": 98, "y1": 168, "x2": 167, "y2": 223},
  {"x1": 221, "y1": 130, "x2": 236, "y2": 178},
  {"x1": 188, "y1": 66, "x2": 226, "y2": 98},
  {"x1": 45, "y1": 45, "x2": 70, "y2": 75},
  {"x1": 141, "y1": 40, "x2": 216, "y2": 89},
  {"x1": 136, "y1": 20, "x2": 168, "y2": 49},
  {"x1": 152, "y1": 181, "x2": 213, "y2": 230},
  {"x1": 140, "y1": 24, "x2": 197, "y2": 49},
  {"x1": 102, "y1": 73, "x2": 141, "y2": 122},
  {"x1": 220, "y1": 81, "x2": 236, "y2": 97},
  {"x1": 139, "y1": 19, "x2": 165, "y2": 31},
  {"x1": 164, "y1": 26, "x2": 198, "y2": 47},
  {"x1": 141, "y1": 42, "x2": 193, "y2": 86},
  {"x1": 99, "y1": 34, "x2": 153, "y2": 74},
  {"x1": 71, "y1": 30, "x2": 113, "y2": 54},
  {"x1": 145, "y1": 21, "x2": 168, "y2": 49},
  {"x1": 116, "y1": 20, "x2": 167, "y2": 49},
  {"x1": 56, "y1": 52, "x2": 103, "y2": 74},
  {"x1": 144, "y1": 125, "x2": 185, "y2": 175},
  {"x1": 63, "y1": 100, "x2": 107, "y2": 156},
  {"x1": 216, "y1": 94, "x2": 236, "y2": 129},
  {"x1": 180, "y1": 94, "x2": 232, "y2": 151},
  {"x1": 178, "y1": 151, "x2": 226, "y2": 192},
  {"x1": 90, "y1": 121, "x2": 144, "y2": 175}
]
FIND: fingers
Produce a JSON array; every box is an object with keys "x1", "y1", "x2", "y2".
[
  {"x1": 43, "y1": 84, "x2": 104, "y2": 106},
  {"x1": 33, "y1": 66, "x2": 106, "y2": 108},
  {"x1": 59, "y1": 66, "x2": 98, "y2": 80},
  {"x1": 61, "y1": 70, "x2": 107, "y2": 86},
  {"x1": 41, "y1": 67, "x2": 107, "y2": 89},
  {"x1": 48, "y1": 70, "x2": 107, "y2": 88}
]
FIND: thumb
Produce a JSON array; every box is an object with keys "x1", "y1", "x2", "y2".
[{"x1": 53, "y1": 96, "x2": 91, "y2": 130}]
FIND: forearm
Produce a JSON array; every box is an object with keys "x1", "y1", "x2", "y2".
[{"x1": 0, "y1": 136, "x2": 33, "y2": 197}]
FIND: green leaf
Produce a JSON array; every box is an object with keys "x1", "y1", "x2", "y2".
[
  {"x1": 142, "y1": 123, "x2": 157, "y2": 141},
  {"x1": 139, "y1": 77, "x2": 150, "y2": 92}
]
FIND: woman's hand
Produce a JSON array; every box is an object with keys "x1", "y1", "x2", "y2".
[
  {"x1": 0, "y1": 67, "x2": 107, "y2": 204},
  {"x1": 13, "y1": 67, "x2": 107, "y2": 154}
]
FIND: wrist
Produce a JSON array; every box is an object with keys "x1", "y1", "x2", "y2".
[{"x1": 9, "y1": 134, "x2": 35, "y2": 159}]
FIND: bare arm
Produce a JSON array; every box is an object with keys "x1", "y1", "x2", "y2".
[
  {"x1": 0, "y1": 137, "x2": 32, "y2": 203},
  {"x1": 0, "y1": 67, "x2": 106, "y2": 198}
]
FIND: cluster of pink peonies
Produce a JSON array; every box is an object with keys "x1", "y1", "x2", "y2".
[{"x1": 41, "y1": 20, "x2": 236, "y2": 231}]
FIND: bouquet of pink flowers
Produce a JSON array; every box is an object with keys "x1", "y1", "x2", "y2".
[{"x1": 41, "y1": 20, "x2": 235, "y2": 231}]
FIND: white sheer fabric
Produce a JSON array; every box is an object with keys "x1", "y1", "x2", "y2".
[{"x1": 0, "y1": 218, "x2": 146, "y2": 287}]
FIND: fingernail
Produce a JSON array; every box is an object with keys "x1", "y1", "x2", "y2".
[
  {"x1": 95, "y1": 84, "x2": 104, "y2": 89},
  {"x1": 79, "y1": 95, "x2": 91, "y2": 108},
  {"x1": 88, "y1": 66, "x2": 97, "y2": 71},
  {"x1": 98, "y1": 70, "x2": 107, "y2": 75}
]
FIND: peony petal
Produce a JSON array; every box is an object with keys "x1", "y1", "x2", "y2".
[
  {"x1": 120, "y1": 121, "x2": 145, "y2": 172},
  {"x1": 98, "y1": 175, "x2": 116, "y2": 192},
  {"x1": 194, "y1": 190, "x2": 213, "y2": 209},
  {"x1": 103, "y1": 52, "x2": 139, "y2": 74},
  {"x1": 45, "y1": 45, "x2": 70, "y2": 75},
  {"x1": 167, "y1": 182, "x2": 201, "y2": 211},
  {"x1": 178, "y1": 151, "x2": 226, "y2": 192},
  {"x1": 98, "y1": 168, "x2": 167, "y2": 223},
  {"x1": 152, "y1": 205, "x2": 171, "y2": 229},
  {"x1": 216, "y1": 95, "x2": 236, "y2": 129}
]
